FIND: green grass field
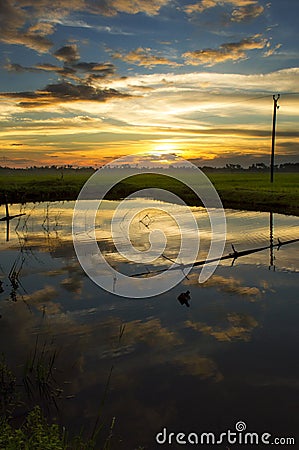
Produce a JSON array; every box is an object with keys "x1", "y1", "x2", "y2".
[
  {"x1": 209, "y1": 172, "x2": 299, "y2": 215},
  {"x1": 1, "y1": 168, "x2": 299, "y2": 216},
  {"x1": 0, "y1": 168, "x2": 93, "y2": 204}
]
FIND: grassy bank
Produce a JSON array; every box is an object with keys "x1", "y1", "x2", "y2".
[
  {"x1": 204, "y1": 172, "x2": 299, "y2": 216},
  {"x1": 114, "y1": 172, "x2": 299, "y2": 216},
  {"x1": 1, "y1": 168, "x2": 299, "y2": 216},
  {"x1": 0, "y1": 168, "x2": 94, "y2": 204}
]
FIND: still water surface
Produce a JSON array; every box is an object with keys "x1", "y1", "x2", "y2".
[{"x1": 0, "y1": 200, "x2": 298, "y2": 448}]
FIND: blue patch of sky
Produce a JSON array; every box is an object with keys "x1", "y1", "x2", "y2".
[{"x1": 1, "y1": 0, "x2": 298, "y2": 93}]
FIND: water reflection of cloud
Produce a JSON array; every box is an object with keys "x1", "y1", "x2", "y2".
[
  {"x1": 2, "y1": 201, "x2": 299, "y2": 277},
  {"x1": 60, "y1": 276, "x2": 83, "y2": 294},
  {"x1": 1, "y1": 201, "x2": 299, "y2": 448},
  {"x1": 184, "y1": 273, "x2": 261, "y2": 300},
  {"x1": 186, "y1": 313, "x2": 259, "y2": 343},
  {"x1": 23, "y1": 285, "x2": 57, "y2": 303},
  {"x1": 21, "y1": 285, "x2": 62, "y2": 314},
  {"x1": 93, "y1": 317, "x2": 182, "y2": 361},
  {"x1": 260, "y1": 279, "x2": 275, "y2": 293},
  {"x1": 174, "y1": 354, "x2": 223, "y2": 382},
  {"x1": 92, "y1": 318, "x2": 223, "y2": 382},
  {"x1": 42, "y1": 263, "x2": 85, "y2": 296}
]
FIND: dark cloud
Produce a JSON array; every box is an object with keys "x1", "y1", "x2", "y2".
[
  {"x1": 5, "y1": 61, "x2": 81, "y2": 82},
  {"x1": 5, "y1": 40, "x2": 116, "y2": 82},
  {"x1": 0, "y1": 81, "x2": 131, "y2": 108},
  {"x1": 5, "y1": 61, "x2": 75, "y2": 77},
  {"x1": 36, "y1": 63, "x2": 78, "y2": 79},
  {"x1": 71, "y1": 62, "x2": 116, "y2": 82},
  {"x1": 5, "y1": 60, "x2": 116, "y2": 83},
  {"x1": 54, "y1": 44, "x2": 80, "y2": 63}
]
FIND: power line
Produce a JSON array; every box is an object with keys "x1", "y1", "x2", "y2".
[
  {"x1": 278, "y1": 92, "x2": 299, "y2": 96},
  {"x1": 225, "y1": 94, "x2": 270, "y2": 105},
  {"x1": 200, "y1": 92, "x2": 299, "y2": 110},
  {"x1": 195, "y1": 91, "x2": 298, "y2": 122},
  {"x1": 193, "y1": 94, "x2": 272, "y2": 122}
]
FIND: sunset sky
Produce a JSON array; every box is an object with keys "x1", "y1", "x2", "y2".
[{"x1": 0, "y1": 0, "x2": 298, "y2": 167}]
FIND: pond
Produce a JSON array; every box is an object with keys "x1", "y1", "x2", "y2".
[{"x1": 0, "y1": 200, "x2": 298, "y2": 449}]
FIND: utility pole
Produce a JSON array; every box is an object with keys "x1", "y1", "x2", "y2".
[{"x1": 270, "y1": 94, "x2": 280, "y2": 183}]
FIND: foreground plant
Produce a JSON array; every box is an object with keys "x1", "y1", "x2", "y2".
[
  {"x1": 0, "y1": 406, "x2": 64, "y2": 450},
  {"x1": 0, "y1": 341, "x2": 119, "y2": 449},
  {"x1": 0, "y1": 406, "x2": 115, "y2": 450}
]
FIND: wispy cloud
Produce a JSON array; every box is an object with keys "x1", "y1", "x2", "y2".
[
  {"x1": 5, "y1": 63, "x2": 40, "y2": 73},
  {"x1": 1, "y1": 68, "x2": 298, "y2": 166},
  {"x1": 263, "y1": 43, "x2": 282, "y2": 57},
  {"x1": 231, "y1": 4, "x2": 264, "y2": 22},
  {"x1": 113, "y1": 47, "x2": 181, "y2": 67},
  {"x1": 108, "y1": 68, "x2": 299, "y2": 96},
  {"x1": 0, "y1": 0, "x2": 169, "y2": 54},
  {"x1": 47, "y1": 18, "x2": 133, "y2": 35}
]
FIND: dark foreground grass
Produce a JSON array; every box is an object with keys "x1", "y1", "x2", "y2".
[{"x1": 1, "y1": 169, "x2": 299, "y2": 216}]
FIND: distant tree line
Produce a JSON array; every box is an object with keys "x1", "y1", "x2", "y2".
[
  {"x1": 201, "y1": 162, "x2": 299, "y2": 172},
  {"x1": 0, "y1": 165, "x2": 96, "y2": 174},
  {"x1": 0, "y1": 162, "x2": 298, "y2": 172}
]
